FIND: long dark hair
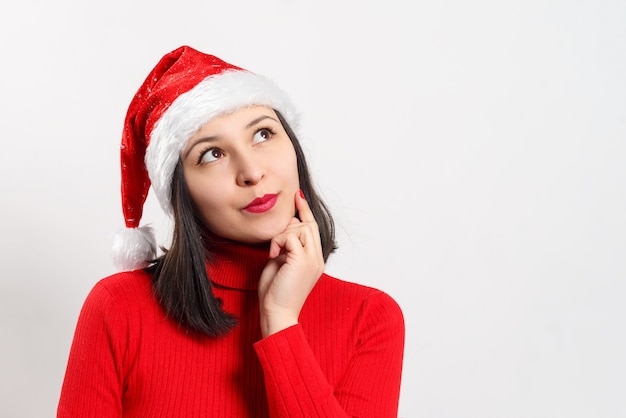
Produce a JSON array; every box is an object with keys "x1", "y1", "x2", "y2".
[{"x1": 147, "y1": 111, "x2": 337, "y2": 337}]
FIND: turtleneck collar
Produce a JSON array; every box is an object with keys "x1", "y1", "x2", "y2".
[{"x1": 205, "y1": 238, "x2": 271, "y2": 291}]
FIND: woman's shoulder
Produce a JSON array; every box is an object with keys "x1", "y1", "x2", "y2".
[
  {"x1": 318, "y1": 272, "x2": 396, "y2": 297},
  {"x1": 303, "y1": 273, "x2": 405, "y2": 341},
  {"x1": 315, "y1": 273, "x2": 404, "y2": 317},
  {"x1": 93, "y1": 268, "x2": 152, "y2": 293},
  {"x1": 73, "y1": 269, "x2": 161, "y2": 338},
  {"x1": 82, "y1": 269, "x2": 154, "y2": 310}
]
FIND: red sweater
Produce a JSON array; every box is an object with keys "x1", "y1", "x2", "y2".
[{"x1": 57, "y1": 242, "x2": 405, "y2": 417}]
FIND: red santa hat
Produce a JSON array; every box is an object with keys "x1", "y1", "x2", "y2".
[{"x1": 111, "y1": 45, "x2": 299, "y2": 271}]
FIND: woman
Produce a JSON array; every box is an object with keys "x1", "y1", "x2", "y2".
[{"x1": 58, "y1": 45, "x2": 405, "y2": 417}]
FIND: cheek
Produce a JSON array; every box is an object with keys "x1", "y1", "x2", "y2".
[
  {"x1": 185, "y1": 174, "x2": 222, "y2": 213},
  {"x1": 187, "y1": 186, "x2": 225, "y2": 232},
  {"x1": 278, "y1": 147, "x2": 299, "y2": 185}
]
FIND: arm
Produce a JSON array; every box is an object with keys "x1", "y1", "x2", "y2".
[
  {"x1": 256, "y1": 192, "x2": 404, "y2": 416},
  {"x1": 57, "y1": 281, "x2": 125, "y2": 418},
  {"x1": 254, "y1": 291, "x2": 405, "y2": 417}
]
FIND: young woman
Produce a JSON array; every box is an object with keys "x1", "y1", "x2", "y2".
[{"x1": 57, "y1": 45, "x2": 405, "y2": 418}]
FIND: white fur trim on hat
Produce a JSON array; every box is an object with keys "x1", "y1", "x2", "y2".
[
  {"x1": 145, "y1": 70, "x2": 299, "y2": 216},
  {"x1": 111, "y1": 225, "x2": 157, "y2": 271}
]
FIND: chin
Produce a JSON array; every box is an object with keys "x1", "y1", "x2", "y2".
[{"x1": 252, "y1": 218, "x2": 293, "y2": 242}]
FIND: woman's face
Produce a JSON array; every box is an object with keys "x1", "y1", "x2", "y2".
[{"x1": 181, "y1": 106, "x2": 300, "y2": 243}]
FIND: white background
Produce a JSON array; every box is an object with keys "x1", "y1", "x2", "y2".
[{"x1": 1, "y1": 0, "x2": 625, "y2": 417}]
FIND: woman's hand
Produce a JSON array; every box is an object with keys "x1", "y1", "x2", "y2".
[{"x1": 258, "y1": 190, "x2": 325, "y2": 337}]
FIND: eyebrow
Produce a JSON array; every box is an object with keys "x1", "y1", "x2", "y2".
[
  {"x1": 183, "y1": 114, "x2": 279, "y2": 160},
  {"x1": 183, "y1": 135, "x2": 218, "y2": 160},
  {"x1": 246, "y1": 114, "x2": 278, "y2": 129}
]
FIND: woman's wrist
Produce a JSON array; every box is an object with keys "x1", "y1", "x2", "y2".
[{"x1": 260, "y1": 312, "x2": 299, "y2": 338}]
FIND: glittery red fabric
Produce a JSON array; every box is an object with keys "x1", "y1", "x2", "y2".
[{"x1": 120, "y1": 46, "x2": 244, "y2": 228}]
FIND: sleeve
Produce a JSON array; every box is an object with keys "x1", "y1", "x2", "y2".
[
  {"x1": 254, "y1": 291, "x2": 405, "y2": 418},
  {"x1": 57, "y1": 281, "x2": 127, "y2": 418}
]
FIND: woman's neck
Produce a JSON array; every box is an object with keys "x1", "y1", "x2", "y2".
[{"x1": 205, "y1": 238, "x2": 271, "y2": 290}]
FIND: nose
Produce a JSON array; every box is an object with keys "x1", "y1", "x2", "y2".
[{"x1": 235, "y1": 151, "x2": 265, "y2": 186}]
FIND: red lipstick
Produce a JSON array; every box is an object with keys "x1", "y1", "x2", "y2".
[{"x1": 243, "y1": 193, "x2": 278, "y2": 213}]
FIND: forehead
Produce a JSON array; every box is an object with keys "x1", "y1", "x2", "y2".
[
  {"x1": 183, "y1": 105, "x2": 281, "y2": 155},
  {"x1": 195, "y1": 105, "x2": 277, "y2": 133}
]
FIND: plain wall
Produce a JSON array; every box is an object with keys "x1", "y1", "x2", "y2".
[{"x1": 1, "y1": 0, "x2": 625, "y2": 417}]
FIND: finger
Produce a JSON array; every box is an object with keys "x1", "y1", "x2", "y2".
[
  {"x1": 296, "y1": 191, "x2": 323, "y2": 251},
  {"x1": 295, "y1": 190, "x2": 316, "y2": 224},
  {"x1": 269, "y1": 231, "x2": 305, "y2": 259},
  {"x1": 286, "y1": 217, "x2": 301, "y2": 227},
  {"x1": 269, "y1": 237, "x2": 283, "y2": 259},
  {"x1": 282, "y1": 232, "x2": 307, "y2": 254}
]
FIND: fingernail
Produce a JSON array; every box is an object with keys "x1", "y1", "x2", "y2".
[{"x1": 299, "y1": 190, "x2": 305, "y2": 199}]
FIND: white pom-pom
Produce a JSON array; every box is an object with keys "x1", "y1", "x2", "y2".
[{"x1": 111, "y1": 226, "x2": 157, "y2": 271}]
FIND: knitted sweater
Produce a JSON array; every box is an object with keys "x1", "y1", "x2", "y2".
[{"x1": 57, "y1": 242, "x2": 405, "y2": 417}]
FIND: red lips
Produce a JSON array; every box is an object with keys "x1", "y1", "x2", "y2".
[{"x1": 243, "y1": 193, "x2": 278, "y2": 213}]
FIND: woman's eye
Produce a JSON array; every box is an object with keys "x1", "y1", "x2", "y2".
[
  {"x1": 198, "y1": 148, "x2": 224, "y2": 164},
  {"x1": 252, "y1": 128, "x2": 273, "y2": 144}
]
